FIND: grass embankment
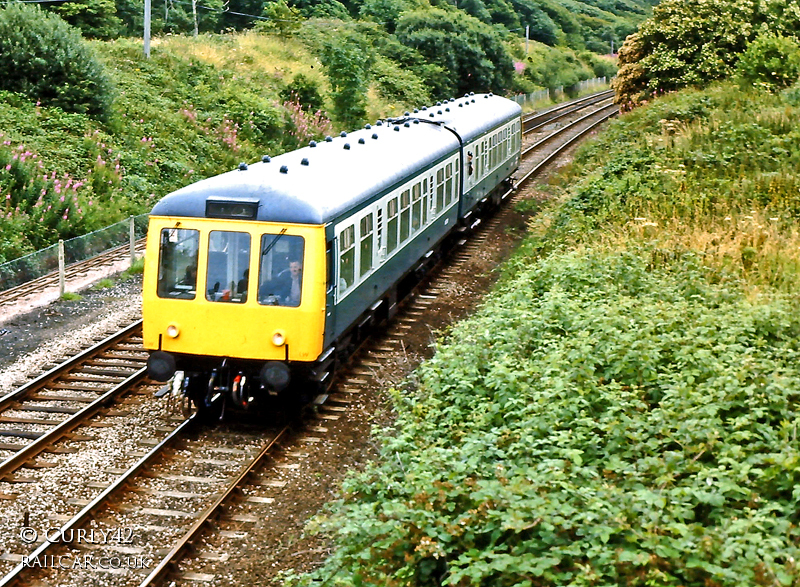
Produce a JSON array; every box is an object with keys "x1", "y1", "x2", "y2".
[
  {"x1": 0, "y1": 33, "x2": 342, "y2": 262},
  {"x1": 291, "y1": 84, "x2": 800, "y2": 586}
]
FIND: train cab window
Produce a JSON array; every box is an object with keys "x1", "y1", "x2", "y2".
[
  {"x1": 360, "y1": 214, "x2": 374, "y2": 277},
  {"x1": 257, "y1": 233, "x2": 305, "y2": 307},
  {"x1": 445, "y1": 163, "x2": 453, "y2": 206},
  {"x1": 157, "y1": 228, "x2": 200, "y2": 300},
  {"x1": 435, "y1": 169, "x2": 445, "y2": 212},
  {"x1": 411, "y1": 184, "x2": 422, "y2": 232},
  {"x1": 338, "y1": 226, "x2": 355, "y2": 293},
  {"x1": 387, "y1": 198, "x2": 399, "y2": 254},
  {"x1": 206, "y1": 231, "x2": 251, "y2": 303},
  {"x1": 399, "y1": 189, "x2": 411, "y2": 242}
]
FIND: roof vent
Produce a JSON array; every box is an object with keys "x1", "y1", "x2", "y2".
[
  {"x1": 445, "y1": 108, "x2": 450, "y2": 112},
  {"x1": 422, "y1": 106, "x2": 427, "y2": 111},
  {"x1": 470, "y1": 92, "x2": 475, "y2": 96},
  {"x1": 372, "y1": 133, "x2": 379, "y2": 140},
  {"x1": 309, "y1": 141, "x2": 317, "y2": 147},
  {"x1": 404, "y1": 122, "x2": 410, "y2": 127},
  {"x1": 301, "y1": 158, "x2": 309, "y2": 166},
  {"x1": 436, "y1": 101, "x2": 441, "y2": 106},
  {"x1": 365, "y1": 124, "x2": 372, "y2": 129},
  {"x1": 438, "y1": 110, "x2": 443, "y2": 114},
  {"x1": 376, "y1": 120, "x2": 383, "y2": 126},
  {"x1": 484, "y1": 95, "x2": 489, "y2": 99},
  {"x1": 280, "y1": 165, "x2": 288, "y2": 174},
  {"x1": 340, "y1": 131, "x2": 347, "y2": 137},
  {"x1": 238, "y1": 162, "x2": 248, "y2": 171},
  {"x1": 404, "y1": 111, "x2": 410, "y2": 116},
  {"x1": 429, "y1": 113, "x2": 435, "y2": 118},
  {"x1": 413, "y1": 119, "x2": 419, "y2": 124},
  {"x1": 459, "y1": 103, "x2": 463, "y2": 107},
  {"x1": 450, "y1": 97, "x2": 455, "y2": 102},
  {"x1": 344, "y1": 143, "x2": 351, "y2": 150},
  {"x1": 394, "y1": 126, "x2": 400, "y2": 131},
  {"x1": 325, "y1": 136, "x2": 333, "y2": 142},
  {"x1": 489, "y1": 92, "x2": 494, "y2": 96},
  {"x1": 358, "y1": 137, "x2": 365, "y2": 144},
  {"x1": 471, "y1": 99, "x2": 476, "y2": 103},
  {"x1": 262, "y1": 155, "x2": 271, "y2": 163},
  {"x1": 413, "y1": 108, "x2": 419, "y2": 113}
]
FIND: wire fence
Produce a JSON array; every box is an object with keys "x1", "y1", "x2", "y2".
[
  {"x1": 512, "y1": 76, "x2": 609, "y2": 109},
  {"x1": 0, "y1": 214, "x2": 149, "y2": 293}
]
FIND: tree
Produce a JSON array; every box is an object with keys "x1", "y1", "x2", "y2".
[
  {"x1": 395, "y1": 8, "x2": 514, "y2": 96},
  {"x1": 320, "y1": 30, "x2": 374, "y2": 128},
  {"x1": 49, "y1": 0, "x2": 122, "y2": 39},
  {"x1": 735, "y1": 33, "x2": 800, "y2": 93},
  {"x1": 0, "y1": 3, "x2": 114, "y2": 121},
  {"x1": 613, "y1": 0, "x2": 800, "y2": 106}
]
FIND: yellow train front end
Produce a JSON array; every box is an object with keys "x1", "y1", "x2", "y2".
[{"x1": 142, "y1": 213, "x2": 327, "y2": 414}]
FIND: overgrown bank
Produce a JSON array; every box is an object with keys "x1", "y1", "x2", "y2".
[{"x1": 288, "y1": 84, "x2": 800, "y2": 586}]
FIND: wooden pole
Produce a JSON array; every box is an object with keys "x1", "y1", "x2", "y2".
[{"x1": 58, "y1": 240, "x2": 65, "y2": 297}]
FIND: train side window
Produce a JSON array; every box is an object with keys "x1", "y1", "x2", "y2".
[
  {"x1": 436, "y1": 169, "x2": 444, "y2": 212},
  {"x1": 421, "y1": 179, "x2": 428, "y2": 225},
  {"x1": 411, "y1": 183, "x2": 421, "y2": 232},
  {"x1": 360, "y1": 213, "x2": 374, "y2": 277},
  {"x1": 387, "y1": 197, "x2": 398, "y2": 254},
  {"x1": 157, "y1": 228, "x2": 200, "y2": 300},
  {"x1": 337, "y1": 226, "x2": 355, "y2": 294},
  {"x1": 400, "y1": 189, "x2": 411, "y2": 242},
  {"x1": 206, "y1": 231, "x2": 251, "y2": 303},
  {"x1": 445, "y1": 163, "x2": 453, "y2": 206},
  {"x1": 257, "y1": 233, "x2": 305, "y2": 306}
]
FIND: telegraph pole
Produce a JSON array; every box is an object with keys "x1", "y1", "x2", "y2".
[{"x1": 144, "y1": 0, "x2": 151, "y2": 57}]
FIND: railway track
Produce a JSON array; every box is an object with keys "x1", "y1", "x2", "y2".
[
  {"x1": 0, "y1": 238, "x2": 146, "y2": 309},
  {"x1": 0, "y1": 92, "x2": 617, "y2": 586}
]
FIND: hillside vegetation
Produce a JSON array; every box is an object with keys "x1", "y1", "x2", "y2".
[
  {"x1": 286, "y1": 85, "x2": 800, "y2": 586},
  {"x1": 0, "y1": 0, "x2": 627, "y2": 264}
]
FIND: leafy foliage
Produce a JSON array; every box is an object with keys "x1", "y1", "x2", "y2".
[
  {"x1": 736, "y1": 34, "x2": 800, "y2": 93},
  {"x1": 320, "y1": 29, "x2": 374, "y2": 128},
  {"x1": 395, "y1": 8, "x2": 514, "y2": 96},
  {"x1": 613, "y1": 0, "x2": 800, "y2": 107},
  {"x1": 296, "y1": 250, "x2": 800, "y2": 587},
  {"x1": 0, "y1": 3, "x2": 114, "y2": 121}
]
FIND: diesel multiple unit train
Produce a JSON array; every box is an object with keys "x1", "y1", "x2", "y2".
[{"x1": 143, "y1": 93, "x2": 522, "y2": 416}]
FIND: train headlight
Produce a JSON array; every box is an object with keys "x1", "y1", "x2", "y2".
[
  {"x1": 166, "y1": 324, "x2": 180, "y2": 338},
  {"x1": 271, "y1": 331, "x2": 286, "y2": 346},
  {"x1": 147, "y1": 351, "x2": 176, "y2": 382},
  {"x1": 260, "y1": 361, "x2": 291, "y2": 391}
]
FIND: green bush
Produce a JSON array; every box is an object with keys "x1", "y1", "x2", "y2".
[
  {"x1": 0, "y1": 3, "x2": 114, "y2": 121},
  {"x1": 736, "y1": 34, "x2": 800, "y2": 93}
]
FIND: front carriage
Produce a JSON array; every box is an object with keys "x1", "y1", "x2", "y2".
[{"x1": 142, "y1": 93, "x2": 521, "y2": 416}]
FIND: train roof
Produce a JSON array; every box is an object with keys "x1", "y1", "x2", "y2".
[{"x1": 149, "y1": 93, "x2": 522, "y2": 225}]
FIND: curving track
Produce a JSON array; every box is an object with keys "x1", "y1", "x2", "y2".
[{"x1": 0, "y1": 90, "x2": 618, "y2": 587}]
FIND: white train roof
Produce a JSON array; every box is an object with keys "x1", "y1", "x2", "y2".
[{"x1": 149, "y1": 93, "x2": 521, "y2": 225}]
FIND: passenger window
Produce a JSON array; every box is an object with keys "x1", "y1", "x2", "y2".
[
  {"x1": 421, "y1": 180, "x2": 428, "y2": 226},
  {"x1": 206, "y1": 231, "x2": 251, "y2": 303},
  {"x1": 257, "y1": 233, "x2": 305, "y2": 306},
  {"x1": 157, "y1": 228, "x2": 200, "y2": 300},
  {"x1": 436, "y1": 169, "x2": 444, "y2": 212},
  {"x1": 337, "y1": 226, "x2": 355, "y2": 295},
  {"x1": 445, "y1": 163, "x2": 453, "y2": 206},
  {"x1": 360, "y1": 214, "x2": 373, "y2": 277},
  {"x1": 400, "y1": 189, "x2": 411, "y2": 242},
  {"x1": 411, "y1": 184, "x2": 421, "y2": 232},
  {"x1": 387, "y1": 198, "x2": 398, "y2": 254}
]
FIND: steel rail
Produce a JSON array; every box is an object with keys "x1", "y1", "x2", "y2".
[
  {"x1": 0, "y1": 319, "x2": 143, "y2": 413},
  {"x1": 0, "y1": 417, "x2": 195, "y2": 587},
  {"x1": 0, "y1": 366, "x2": 147, "y2": 480},
  {"x1": 0, "y1": 237, "x2": 146, "y2": 301},
  {"x1": 500, "y1": 103, "x2": 618, "y2": 201},
  {"x1": 521, "y1": 89, "x2": 614, "y2": 130},
  {"x1": 138, "y1": 425, "x2": 291, "y2": 587}
]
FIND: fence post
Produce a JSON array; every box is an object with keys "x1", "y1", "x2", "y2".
[
  {"x1": 58, "y1": 239, "x2": 65, "y2": 296},
  {"x1": 129, "y1": 215, "x2": 136, "y2": 266}
]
